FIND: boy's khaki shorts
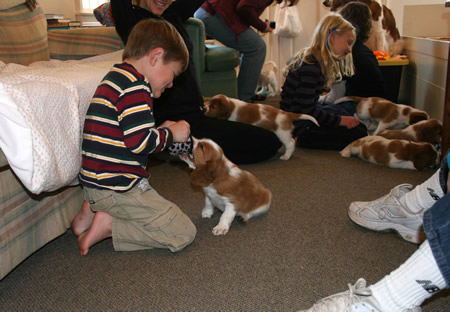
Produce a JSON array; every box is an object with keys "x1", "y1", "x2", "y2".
[{"x1": 83, "y1": 179, "x2": 196, "y2": 252}]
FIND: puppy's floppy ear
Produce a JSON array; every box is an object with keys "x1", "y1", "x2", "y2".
[
  {"x1": 412, "y1": 144, "x2": 437, "y2": 170},
  {"x1": 409, "y1": 111, "x2": 428, "y2": 125},
  {"x1": 191, "y1": 164, "x2": 216, "y2": 186},
  {"x1": 210, "y1": 94, "x2": 232, "y2": 120}
]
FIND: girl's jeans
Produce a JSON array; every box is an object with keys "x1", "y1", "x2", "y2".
[{"x1": 194, "y1": 7, "x2": 266, "y2": 102}]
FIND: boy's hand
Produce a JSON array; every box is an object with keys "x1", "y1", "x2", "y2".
[
  {"x1": 166, "y1": 120, "x2": 190, "y2": 142},
  {"x1": 339, "y1": 116, "x2": 360, "y2": 129}
]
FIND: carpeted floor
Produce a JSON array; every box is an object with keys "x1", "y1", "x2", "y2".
[{"x1": 0, "y1": 95, "x2": 448, "y2": 311}]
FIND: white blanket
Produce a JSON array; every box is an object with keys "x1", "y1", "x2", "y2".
[{"x1": 0, "y1": 50, "x2": 123, "y2": 194}]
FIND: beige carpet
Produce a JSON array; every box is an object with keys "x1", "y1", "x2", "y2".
[{"x1": 0, "y1": 95, "x2": 448, "y2": 311}]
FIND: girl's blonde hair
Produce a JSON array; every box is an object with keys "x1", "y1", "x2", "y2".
[{"x1": 287, "y1": 13, "x2": 355, "y2": 87}]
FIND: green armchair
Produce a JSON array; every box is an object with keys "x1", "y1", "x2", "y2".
[{"x1": 184, "y1": 18, "x2": 240, "y2": 98}]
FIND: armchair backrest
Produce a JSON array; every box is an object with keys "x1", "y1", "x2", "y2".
[{"x1": 184, "y1": 17, "x2": 206, "y2": 85}]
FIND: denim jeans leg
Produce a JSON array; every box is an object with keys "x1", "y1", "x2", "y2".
[
  {"x1": 194, "y1": 8, "x2": 267, "y2": 102},
  {"x1": 423, "y1": 194, "x2": 450, "y2": 287}
]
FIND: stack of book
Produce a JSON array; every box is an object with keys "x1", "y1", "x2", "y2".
[{"x1": 46, "y1": 13, "x2": 81, "y2": 29}]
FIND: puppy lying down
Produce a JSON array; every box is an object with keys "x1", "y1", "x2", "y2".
[
  {"x1": 377, "y1": 119, "x2": 442, "y2": 145},
  {"x1": 204, "y1": 94, "x2": 319, "y2": 160},
  {"x1": 341, "y1": 136, "x2": 439, "y2": 170},
  {"x1": 180, "y1": 137, "x2": 271, "y2": 235}
]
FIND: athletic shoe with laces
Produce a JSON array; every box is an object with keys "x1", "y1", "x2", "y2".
[
  {"x1": 299, "y1": 278, "x2": 422, "y2": 312},
  {"x1": 348, "y1": 184, "x2": 425, "y2": 244}
]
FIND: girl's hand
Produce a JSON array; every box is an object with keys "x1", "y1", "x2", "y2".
[{"x1": 340, "y1": 116, "x2": 360, "y2": 129}]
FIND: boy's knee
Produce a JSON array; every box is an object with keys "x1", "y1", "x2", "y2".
[{"x1": 168, "y1": 212, "x2": 197, "y2": 252}]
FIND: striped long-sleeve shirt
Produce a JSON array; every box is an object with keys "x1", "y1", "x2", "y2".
[
  {"x1": 280, "y1": 56, "x2": 341, "y2": 128},
  {"x1": 79, "y1": 63, "x2": 173, "y2": 192}
]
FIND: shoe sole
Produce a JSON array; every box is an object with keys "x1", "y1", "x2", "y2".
[{"x1": 348, "y1": 208, "x2": 424, "y2": 244}]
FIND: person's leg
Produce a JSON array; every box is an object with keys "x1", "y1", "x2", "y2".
[
  {"x1": 348, "y1": 151, "x2": 448, "y2": 243},
  {"x1": 189, "y1": 115, "x2": 282, "y2": 164},
  {"x1": 195, "y1": 8, "x2": 266, "y2": 102},
  {"x1": 423, "y1": 193, "x2": 450, "y2": 287},
  {"x1": 111, "y1": 180, "x2": 196, "y2": 252},
  {"x1": 71, "y1": 199, "x2": 95, "y2": 236},
  {"x1": 300, "y1": 195, "x2": 450, "y2": 312},
  {"x1": 300, "y1": 239, "x2": 446, "y2": 312},
  {"x1": 78, "y1": 211, "x2": 113, "y2": 256},
  {"x1": 296, "y1": 123, "x2": 367, "y2": 151},
  {"x1": 82, "y1": 182, "x2": 196, "y2": 253}
]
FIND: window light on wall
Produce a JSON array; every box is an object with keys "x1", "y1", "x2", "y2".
[{"x1": 81, "y1": 0, "x2": 108, "y2": 10}]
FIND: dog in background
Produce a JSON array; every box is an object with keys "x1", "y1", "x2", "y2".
[
  {"x1": 378, "y1": 119, "x2": 443, "y2": 145},
  {"x1": 256, "y1": 61, "x2": 278, "y2": 98},
  {"x1": 340, "y1": 136, "x2": 439, "y2": 170},
  {"x1": 335, "y1": 96, "x2": 429, "y2": 135},
  {"x1": 323, "y1": 0, "x2": 404, "y2": 56},
  {"x1": 179, "y1": 137, "x2": 271, "y2": 236},
  {"x1": 203, "y1": 94, "x2": 319, "y2": 160}
]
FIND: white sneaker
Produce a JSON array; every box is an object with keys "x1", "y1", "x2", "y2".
[
  {"x1": 348, "y1": 184, "x2": 425, "y2": 244},
  {"x1": 299, "y1": 278, "x2": 422, "y2": 312}
]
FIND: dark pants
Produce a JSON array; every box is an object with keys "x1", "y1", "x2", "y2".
[
  {"x1": 185, "y1": 113, "x2": 282, "y2": 164},
  {"x1": 294, "y1": 101, "x2": 367, "y2": 151}
]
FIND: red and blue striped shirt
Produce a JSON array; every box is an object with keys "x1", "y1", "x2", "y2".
[{"x1": 79, "y1": 63, "x2": 173, "y2": 192}]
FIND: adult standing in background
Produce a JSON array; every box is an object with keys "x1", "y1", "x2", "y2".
[
  {"x1": 111, "y1": 0, "x2": 282, "y2": 164},
  {"x1": 194, "y1": 0, "x2": 299, "y2": 103}
]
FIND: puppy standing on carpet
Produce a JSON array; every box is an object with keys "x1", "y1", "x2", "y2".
[
  {"x1": 255, "y1": 61, "x2": 279, "y2": 98},
  {"x1": 180, "y1": 137, "x2": 271, "y2": 236},
  {"x1": 204, "y1": 94, "x2": 319, "y2": 160}
]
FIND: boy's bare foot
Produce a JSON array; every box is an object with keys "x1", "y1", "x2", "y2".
[
  {"x1": 71, "y1": 200, "x2": 95, "y2": 236},
  {"x1": 78, "y1": 211, "x2": 113, "y2": 256}
]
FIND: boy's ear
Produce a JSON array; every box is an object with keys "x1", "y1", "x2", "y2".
[{"x1": 149, "y1": 47, "x2": 165, "y2": 66}]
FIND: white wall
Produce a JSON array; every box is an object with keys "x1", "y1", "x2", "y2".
[
  {"x1": 398, "y1": 37, "x2": 449, "y2": 120},
  {"x1": 38, "y1": 0, "x2": 76, "y2": 20},
  {"x1": 386, "y1": 0, "x2": 447, "y2": 34}
]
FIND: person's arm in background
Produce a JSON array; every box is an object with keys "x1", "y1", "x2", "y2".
[
  {"x1": 170, "y1": 0, "x2": 208, "y2": 23},
  {"x1": 236, "y1": 0, "x2": 272, "y2": 32},
  {"x1": 282, "y1": 65, "x2": 341, "y2": 128}
]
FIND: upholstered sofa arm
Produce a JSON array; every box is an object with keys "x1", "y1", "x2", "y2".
[
  {"x1": 184, "y1": 17, "x2": 239, "y2": 97},
  {"x1": 48, "y1": 27, "x2": 123, "y2": 61}
]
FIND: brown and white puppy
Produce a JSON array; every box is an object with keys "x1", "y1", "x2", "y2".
[
  {"x1": 180, "y1": 137, "x2": 271, "y2": 236},
  {"x1": 323, "y1": 0, "x2": 404, "y2": 56},
  {"x1": 257, "y1": 61, "x2": 278, "y2": 97},
  {"x1": 378, "y1": 119, "x2": 443, "y2": 145},
  {"x1": 203, "y1": 94, "x2": 319, "y2": 160},
  {"x1": 335, "y1": 96, "x2": 429, "y2": 134},
  {"x1": 340, "y1": 136, "x2": 439, "y2": 170}
]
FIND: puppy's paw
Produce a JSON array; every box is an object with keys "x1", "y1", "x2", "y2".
[
  {"x1": 340, "y1": 146, "x2": 352, "y2": 157},
  {"x1": 212, "y1": 224, "x2": 229, "y2": 236},
  {"x1": 279, "y1": 152, "x2": 292, "y2": 161},
  {"x1": 201, "y1": 208, "x2": 214, "y2": 219}
]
